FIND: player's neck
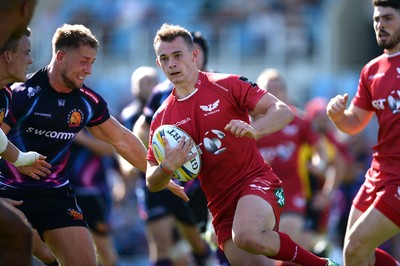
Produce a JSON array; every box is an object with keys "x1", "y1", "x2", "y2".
[
  {"x1": 173, "y1": 71, "x2": 199, "y2": 99},
  {"x1": 47, "y1": 64, "x2": 73, "y2": 93}
]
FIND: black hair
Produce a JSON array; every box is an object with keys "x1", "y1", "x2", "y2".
[
  {"x1": 191, "y1": 31, "x2": 209, "y2": 67},
  {"x1": 373, "y1": 0, "x2": 400, "y2": 9}
]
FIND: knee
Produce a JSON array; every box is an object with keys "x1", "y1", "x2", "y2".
[
  {"x1": 232, "y1": 230, "x2": 267, "y2": 254},
  {"x1": 343, "y1": 236, "x2": 364, "y2": 260}
]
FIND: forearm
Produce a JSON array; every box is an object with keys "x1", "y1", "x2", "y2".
[
  {"x1": 252, "y1": 102, "x2": 293, "y2": 137},
  {"x1": 0, "y1": 141, "x2": 19, "y2": 163},
  {"x1": 114, "y1": 131, "x2": 148, "y2": 173},
  {"x1": 329, "y1": 110, "x2": 364, "y2": 135},
  {"x1": 146, "y1": 163, "x2": 173, "y2": 192}
]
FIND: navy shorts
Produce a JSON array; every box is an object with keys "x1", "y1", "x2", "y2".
[
  {"x1": 144, "y1": 187, "x2": 197, "y2": 226},
  {"x1": 0, "y1": 184, "x2": 87, "y2": 238},
  {"x1": 76, "y1": 193, "x2": 111, "y2": 235}
]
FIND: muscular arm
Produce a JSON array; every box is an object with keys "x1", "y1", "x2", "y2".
[
  {"x1": 226, "y1": 92, "x2": 293, "y2": 139},
  {"x1": 87, "y1": 116, "x2": 147, "y2": 173},
  {"x1": 326, "y1": 94, "x2": 374, "y2": 135},
  {"x1": 250, "y1": 92, "x2": 294, "y2": 137},
  {"x1": 74, "y1": 130, "x2": 115, "y2": 156}
]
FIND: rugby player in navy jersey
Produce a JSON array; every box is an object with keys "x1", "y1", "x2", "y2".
[{"x1": 0, "y1": 23, "x2": 170, "y2": 266}]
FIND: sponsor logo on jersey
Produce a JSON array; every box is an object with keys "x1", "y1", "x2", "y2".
[
  {"x1": 203, "y1": 129, "x2": 226, "y2": 154},
  {"x1": 368, "y1": 72, "x2": 385, "y2": 80},
  {"x1": 25, "y1": 127, "x2": 76, "y2": 140},
  {"x1": 80, "y1": 88, "x2": 99, "y2": 104},
  {"x1": 27, "y1": 85, "x2": 41, "y2": 98},
  {"x1": 199, "y1": 99, "x2": 220, "y2": 116},
  {"x1": 67, "y1": 109, "x2": 84, "y2": 127},
  {"x1": 174, "y1": 117, "x2": 191, "y2": 127},
  {"x1": 373, "y1": 90, "x2": 400, "y2": 114},
  {"x1": 275, "y1": 188, "x2": 285, "y2": 207}
]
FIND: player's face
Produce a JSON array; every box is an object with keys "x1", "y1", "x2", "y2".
[
  {"x1": 7, "y1": 35, "x2": 33, "y2": 83},
  {"x1": 59, "y1": 45, "x2": 96, "y2": 90},
  {"x1": 373, "y1": 6, "x2": 400, "y2": 52},
  {"x1": 155, "y1": 37, "x2": 198, "y2": 85}
]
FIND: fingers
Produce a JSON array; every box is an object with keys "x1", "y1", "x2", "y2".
[
  {"x1": 37, "y1": 154, "x2": 47, "y2": 160},
  {"x1": 2, "y1": 198, "x2": 23, "y2": 207},
  {"x1": 327, "y1": 94, "x2": 348, "y2": 116},
  {"x1": 225, "y1": 120, "x2": 254, "y2": 137}
]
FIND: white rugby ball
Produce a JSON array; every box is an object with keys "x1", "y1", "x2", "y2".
[{"x1": 152, "y1": 124, "x2": 201, "y2": 182}]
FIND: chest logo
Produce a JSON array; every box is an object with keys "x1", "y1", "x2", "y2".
[
  {"x1": 67, "y1": 109, "x2": 84, "y2": 127},
  {"x1": 203, "y1": 129, "x2": 226, "y2": 155},
  {"x1": 200, "y1": 99, "x2": 220, "y2": 112}
]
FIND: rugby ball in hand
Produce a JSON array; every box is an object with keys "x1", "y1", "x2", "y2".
[{"x1": 152, "y1": 124, "x2": 201, "y2": 182}]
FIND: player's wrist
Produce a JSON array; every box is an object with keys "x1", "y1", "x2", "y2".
[
  {"x1": 13, "y1": 151, "x2": 39, "y2": 167},
  {"x1": 159, "y1": 161, "x2": 174, "y2": 175}
]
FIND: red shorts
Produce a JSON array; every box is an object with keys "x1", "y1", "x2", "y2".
[
  {"x1": 353, "y1": 167, "x2": 400, "y2": 227},
  {"x1": 210, "y1": 170, "x2": 284, "y2": 250}
]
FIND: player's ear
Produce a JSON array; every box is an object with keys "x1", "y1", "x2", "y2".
[
  {"x1": 5, "y1": 51, "x2": 12, "y2": 64},
  {"x1": 56, "y1": 50, "x2": 65, "y2": 62},
  {"x1": 155, "y1": 59, "x2": 161, "y2": 68},
  {"x1": 192, "y1": 48, "x2": 198, "y2": 62}
]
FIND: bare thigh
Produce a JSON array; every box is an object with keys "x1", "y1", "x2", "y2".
[{"x1": 44, "y1": 226, "x2": 96, "y2": 266}]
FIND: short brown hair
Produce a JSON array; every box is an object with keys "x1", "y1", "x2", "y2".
[
  {"x1": 52, "y1": 24, "x2": 99, "y2": 54},
  {"x1": 153, "y1": 23, "x2": 194, "y2": 52}
]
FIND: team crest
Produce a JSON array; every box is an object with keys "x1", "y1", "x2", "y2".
[
  {"x1": 67, "y1": 208, "x2": 83, "y2": 220},
  {"x1": 67, "y1": 109, "x2": 84, "y2": 127}
]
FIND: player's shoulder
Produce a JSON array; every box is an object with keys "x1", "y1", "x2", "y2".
[
  {"x1": 201, "y1": 71, "x2": 256, "y2": 89},
  {"x1": 366, "y1": 53, "x2": 390, "y2": 68},
  {"x1": 10, "y1": 67, "x2": 48, "y2": 97},
  {"x1": 79, "y1": 84, "x2": 105, "y2": 105}
]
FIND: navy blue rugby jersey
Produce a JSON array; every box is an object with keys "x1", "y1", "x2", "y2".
[
  {"x1": 0, "y1": 86, "x2": 12, "y2": 125},
  {"x1": 0, "y1": 67, "x2": 110, "y2": 189},
  {"x1": 143, "y1": 79, "x2": 173, "y2": 125}
]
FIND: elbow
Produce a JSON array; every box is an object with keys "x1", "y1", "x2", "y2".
[{"x1": 283, "y1": 106, "x2": 294, "y2": 124}]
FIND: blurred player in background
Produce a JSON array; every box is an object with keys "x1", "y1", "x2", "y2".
[
  {"x1": 255, "y1": 68, "x2": 335, "y2": 265},
  {"x1": 327, "y1": 0, "x2": 400, "y2": 265}
]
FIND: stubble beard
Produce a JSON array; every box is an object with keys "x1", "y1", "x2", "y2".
[{"x1": 377, "y1": 27, "x2": 400, "y2": 50}]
